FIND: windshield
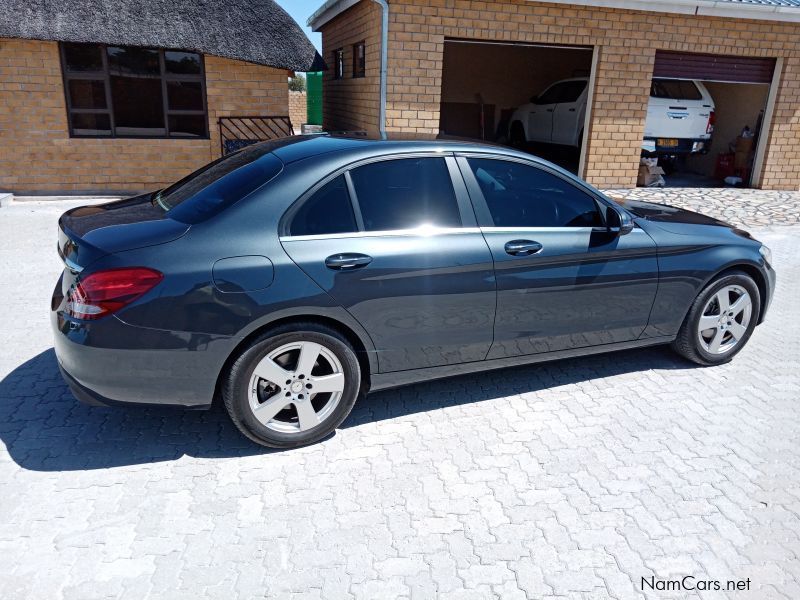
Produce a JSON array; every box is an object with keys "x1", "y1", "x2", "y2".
[{"x1": 154, "y1": 143, "x2": 284, "y2": 224}]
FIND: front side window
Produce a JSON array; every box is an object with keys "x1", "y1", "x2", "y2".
[
  {"x1": 349, "y1": 158, "x2": 462, "y2": 231},
  {"x1": 60, "y1": 42, "x2": 207, "y2": 138},
  {"x1": 466, "y1": 158, "x2": 603, "y2": 228},
  {"x1": 353, "y1": 42, "x2": 366, "y2": 78},
  {"x1": 333, "y1": 48, "x2": 345, "y2": 80},
  {"x1": 289, "y1": 175, "x2": 358, "y2": 236},
  {"x1": 555, "y1": 80, "x2": 587, "y2": 103}
]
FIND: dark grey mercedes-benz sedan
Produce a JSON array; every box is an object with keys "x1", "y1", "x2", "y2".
[{"x1": 52, "y1": 135, "x2": 775, "y2": 448}]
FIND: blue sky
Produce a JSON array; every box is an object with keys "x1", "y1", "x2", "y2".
[{"x1": 278, "y1": 0, "x2": 323, "y2": 51}]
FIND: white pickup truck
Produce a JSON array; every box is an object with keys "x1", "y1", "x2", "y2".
[{"x1": 509, "y1": 77, "x2": 715, "y2": 155}]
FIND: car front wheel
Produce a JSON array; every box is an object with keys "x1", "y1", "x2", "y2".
[
  {"x1": 671, "y1": 270, "x2": 760, "y2": 366},
  {"x1": 223, "y1": 324, "x2": 362, "y2": 448}
]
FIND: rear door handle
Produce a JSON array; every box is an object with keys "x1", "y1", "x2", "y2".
[
  {"x1": 325, "y1": 253, "x2": 373, "y2": 270},
  {"x1": 504, "y1": 240, "x2": 543, "y2": 256}
]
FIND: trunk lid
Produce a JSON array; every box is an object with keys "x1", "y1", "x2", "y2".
[{"x1": 57, "y1": 193, "x2": 190, "y2": 271}]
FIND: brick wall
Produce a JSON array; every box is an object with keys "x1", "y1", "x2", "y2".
[
  {"x1": 321, "y1": 0, "x2": 800, "y2": 190},
  {"x1": 289, "y1": 90, "x2": 307, "y2": 131},
  {"x1": 321, "y1": 1, "x2": 382, "y2": 133},
  {"x1": 0, "y1": 38, "x2": 289, "y2": 193}
]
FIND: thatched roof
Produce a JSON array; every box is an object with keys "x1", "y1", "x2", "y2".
[{"x1": 0, "y1": 0, "x2": 324, "y2": 72}]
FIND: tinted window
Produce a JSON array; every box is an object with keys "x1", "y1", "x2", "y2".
[
  {"x1": 350, "y1": 158, "x2": 461, "y2": 231},
  {"x1": 650, "y1": 78, "x2": 702, "y2": 100},
  {"x1": 467, "y1": 159, "x2": 603, "y2": 228},
  {"x1": 556, "y1": 80, "x2": 587, "y2": 103},
  {"x1": 156, "y1": 144, "x2": 283, "y2": 224},
  {"x1": 290, "y1": 176, "x2": 357, "y2": 236}
]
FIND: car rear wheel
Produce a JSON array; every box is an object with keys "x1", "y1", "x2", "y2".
[
  {"x1": 223, "y1": 323, "x2": 362, "y2": 448},
  {"x1": 671, "y1": 271, "x2": 760, "y2": 366}
]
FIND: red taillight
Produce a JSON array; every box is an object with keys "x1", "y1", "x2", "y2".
[
  {"x1": 707, "y1": 111, "x2": 716, "y2": 134},
  {"x1": 65, "y1": 267, "x2": 163, "y2": 320}
]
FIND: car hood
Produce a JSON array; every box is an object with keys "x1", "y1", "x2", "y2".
[{"x1": 614, "y1": 198, "x2": 731, "y2": 227}]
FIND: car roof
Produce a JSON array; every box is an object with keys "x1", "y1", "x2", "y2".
[{"x1": 268, "y1": 133, "x2": 570, "y2": 173}]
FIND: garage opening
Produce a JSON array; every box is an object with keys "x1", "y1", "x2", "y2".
[
  {"x1": 439, "y1": 39, "x2": 594, "y2": 175},
  {"x1": 641, "y1": 51, "x2": 777, "y2": 189}
]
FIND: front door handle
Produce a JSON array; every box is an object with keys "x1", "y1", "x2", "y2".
[
  {"x1": 325, "y1": 253, "x2": 373, "y2": 270},
  {"x1": 504, "y1": 240, "x2": 543, "y2": 256}
]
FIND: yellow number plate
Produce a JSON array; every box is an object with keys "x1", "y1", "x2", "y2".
[{"x1": 658, "y1": 138, "x2": 679, "y2": 148}]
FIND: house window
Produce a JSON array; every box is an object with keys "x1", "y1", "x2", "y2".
[
  {"x1": 333, "y1": 48, "x2": 344, "y2": 80},
  {"x1": 353, "y1": 42, "x2": 366, "y2": 78},
  {"x1": 60, "y1": 43, "x2": 208, "y2": 138}
]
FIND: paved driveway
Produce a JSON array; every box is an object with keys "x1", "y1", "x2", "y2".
[{"x1": 1, "y1": 197, "x2": 799, "y2": 599}]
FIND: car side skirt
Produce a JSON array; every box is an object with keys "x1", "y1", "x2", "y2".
[{"x1": 369, "y1": 335, "x2": 676, "y2": 392}]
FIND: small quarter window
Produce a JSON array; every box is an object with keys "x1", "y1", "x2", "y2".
[
  {"x1": 349, "y1": 158, "x2": 462, "y2": 231},
  {"x1": 290, "y1": 175, "x2": 357, "y2": 236},
  {"x1": 466, "y1": 158, "x2": 603, "y2": 228},
  {"x1": 353, "y1": 42, "x2": 366, "y2": 78}
]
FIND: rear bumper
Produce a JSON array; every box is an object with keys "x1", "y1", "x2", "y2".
[
  {"x1": 643, "y1": 137, "x2": 712, "y2": 155},
  {"x1": 52, "y1": 309, "x2": 230, "y2": 409}
]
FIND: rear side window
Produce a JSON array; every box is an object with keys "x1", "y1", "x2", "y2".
[
  {"x1": 289, "y1": 175, "x2": 357, "y2": 236},
  {"x1": 349, "y1": 158, "x2": 462, "y2": 231},
  {"x1": 650, "y1": 78, "x2": 702, "y2": 100},
  {"x1": 466, "y1": 158, "x2": 603, "y2": 228}
]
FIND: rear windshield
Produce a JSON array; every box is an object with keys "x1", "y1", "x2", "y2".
[
  {"x1": 155, "y1": 143, "x2": 283, "y2": 224},
  {"x1": 650, "y1": 78, "x2": 702, "y2": 100}
]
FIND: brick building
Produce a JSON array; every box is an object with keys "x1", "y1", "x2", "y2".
[
  {"x1": 310, "y1": 0, "x2": 800, "y2": 190},
  {"x1": 0, "y1": 0, "x2": 321, "y2": 194}
]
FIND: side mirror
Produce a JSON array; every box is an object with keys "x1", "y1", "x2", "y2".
[{"x1": 607, "y1": 206, "x2": 634, "y2": 236}]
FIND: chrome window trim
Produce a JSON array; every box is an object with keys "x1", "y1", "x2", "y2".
[
  {"x1": 280, "y1": 226, "x2": 482, "y2": 242},
  {"x1": 480, "y1": 226, "x2": 595, "y2": 233}
]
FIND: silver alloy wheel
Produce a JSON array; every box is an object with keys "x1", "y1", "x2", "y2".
[
  {"x1": 697, "y1": 284, "x2": 753, "y2": 355},
  {"x1": 247, "y1": 341, "x2": 346, "y2": 434}
]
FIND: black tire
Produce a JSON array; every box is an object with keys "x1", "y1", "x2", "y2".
[
  {"x1": 671, "y1": 270, "x2": 760, "y2": 366},
  {"x1": 509, "y1": 122, "x2": 526, "y2": 148},
  {"x1": 222, "y1": 323, "x2": 362, "y2": 448}
]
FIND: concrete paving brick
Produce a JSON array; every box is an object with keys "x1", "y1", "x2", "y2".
[{"x1": 1, "y1": 195, "x2": 799, "y2": 599}]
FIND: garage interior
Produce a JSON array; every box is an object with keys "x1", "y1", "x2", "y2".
[
  {"x1": 439, "y1": 39, "x2": 593, "y2": 175},
  {"x1": 647, "y1": 51, "x2": 776, "y2": 189}
]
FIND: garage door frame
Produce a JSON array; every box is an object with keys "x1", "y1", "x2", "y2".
[
  {"x1": 440, "y1": 38, "x2": 597, "y2": 179},
  {"x1": 653, "y1": 50, "x2": 779, "y2": 188},
  {"x1": 577, "y1": 46, "x2": 599, "y2": 179},
  {"x1": 751, "y1": 58, "x2": 783, "y2": 188}
]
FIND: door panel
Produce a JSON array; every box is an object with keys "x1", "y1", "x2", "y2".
[
  {"x1": 551, "y1": 81, "x2": 587, "y2": 146},
  {"x1": 457, "y1": 155, "x2": 659, "y2": 360},
  {"x1": 527, "y1": 105, "x2": 555, "y2": 142},
  {"x1": 282, "y1": 232, "x2": 496, "y2": 372},
  {"x1": 551, "y1": 102, "x2": 580, "y2": 146},
  {"x1": 482, "y1": 227, "x2": 659, "y2": 359}
]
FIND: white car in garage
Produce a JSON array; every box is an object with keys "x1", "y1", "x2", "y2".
[{"x1": 509, "y1": 77, "x2": 715, "y2": 155}]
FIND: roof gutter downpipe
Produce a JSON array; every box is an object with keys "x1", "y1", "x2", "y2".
[{"x1": 372, "y1": 0, "x2": 388, "y2": 138}]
